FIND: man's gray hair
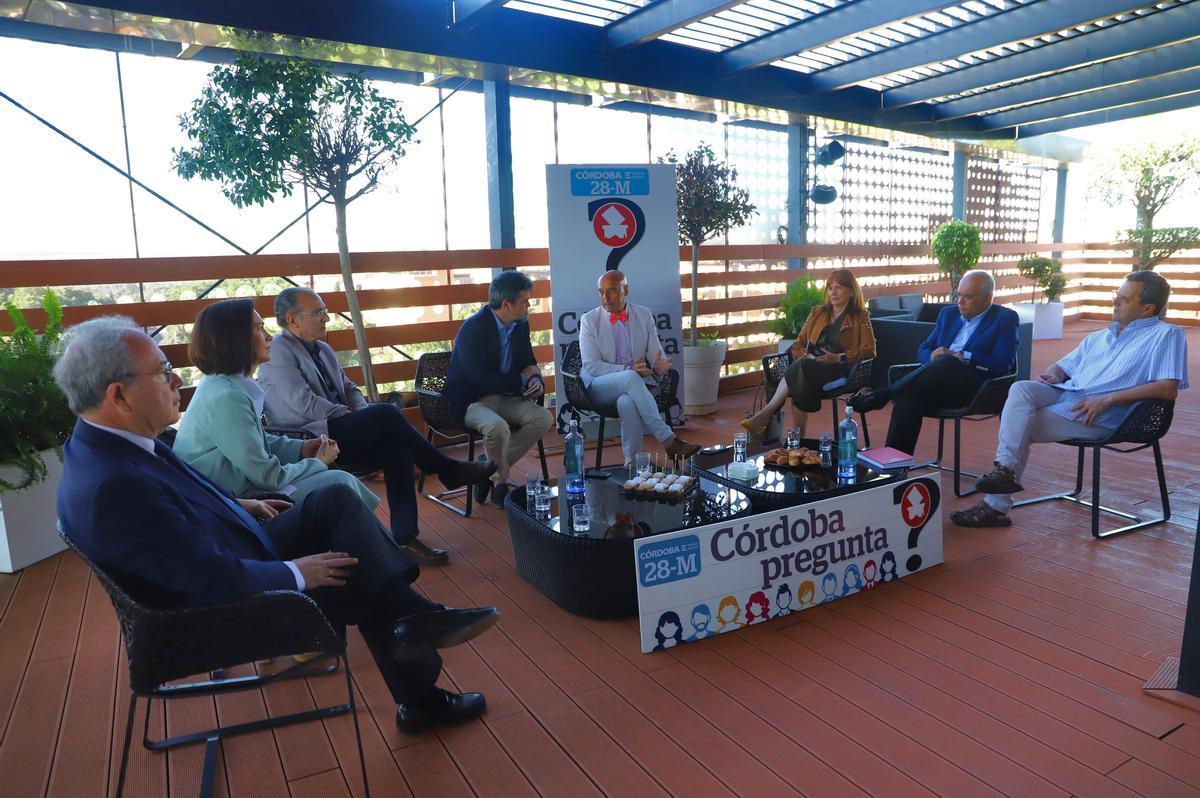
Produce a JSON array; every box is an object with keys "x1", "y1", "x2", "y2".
[
  {"x1": 275, "y1": 286, "x2": 317, "y2": 327},
  {"x1": 960, "y1": 269, "x2": 995, "y2": 296},
  {"x1": 53, "y1": 316, "x2": 142, "y2": 414},
  {"x1": 488, "y1": 270, "x2": 534, "y2": 310}
]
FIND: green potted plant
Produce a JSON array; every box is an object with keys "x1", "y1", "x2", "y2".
[
  {"x1": 661, "y1": 144, "x2": 756, "y2": 415},
  {"x1": 930, "y1": 219, "x2": 982, "y2": 298},
  {"x1": 0, "y1": 290, "x2": 74, "y2": 572},
  {"x1": 769, "y1": 273, "x2": 826, "y2": 352},
  {"x1": 1015, "y1": 255, "x2": 1067, "y2": 340}
]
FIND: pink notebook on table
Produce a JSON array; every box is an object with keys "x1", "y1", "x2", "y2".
[{"x1": 858, "y1": 446, "x2": 915, "y2": 469}]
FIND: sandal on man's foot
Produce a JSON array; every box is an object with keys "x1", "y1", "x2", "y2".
[{"x1": 949, "y1": 500, "x2": 1011, "y2": 528}]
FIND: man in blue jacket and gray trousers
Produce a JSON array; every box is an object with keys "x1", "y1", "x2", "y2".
[
  {"x1": 849, "y1": 270, "x2": 1019, "y2": 456},
  {"x1": 445, "y1": 270, "x2": 555, "y2": 507}
]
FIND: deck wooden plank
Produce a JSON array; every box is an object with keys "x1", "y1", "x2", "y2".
[
  {"x1": 212, "y1": 664, "x2": 290, "y2": 797},
  {"x1": 0, "y1": 556, "x2": 57, "y2": 734},
  {"x1": 487, "y1": 711, "x2": 604, "y2": 798},
  {"x1": 1107, "y1": 757, "x2": 1200, "y2": 798},
  {"x1": 392, "y1": 738, "x2": 474, "y2": 798},
  {"x1": 288, "y1": 768, "x2": 351, "y2": 798},
  {"x1": 1166, "y1": 723, "x2": 1200, "y2": 754},
  {"x1": 0, "y1": 552, "x2": 88, "y2": 796},
  {"x1": 723, "y1": 627, "x2": 1009, "y2": 798},
  {"x1": 831, "y1": 594, "x2": 1200, "y2": 786},
  {"x1": 47, "y1": 572, "x2": 121, "y2": 798}
]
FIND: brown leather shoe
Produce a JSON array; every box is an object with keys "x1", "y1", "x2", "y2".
[
  {"x1": 398, "y1": 537, "x2": 449, "y2": 566},
  {"x1": 664, "y1": 437, "x2": 701, "y2": 459},
  {"x1": 975, "y1": 462, "x2": 1024, "y2": 494},
  {"x1": 949, "y1": 500, "x2": 1012, "y2": 527}
]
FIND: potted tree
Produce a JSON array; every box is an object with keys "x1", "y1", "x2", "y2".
[
  {"x1": 1015, "y1": 255, "x2": 1067, "y2": 340},
  {"x1": 930, "y1": 219, "x2": 982, "y2": 299},
  {"x1": 770, "y1": 273, "x2": 826, "y2": 353},
  {"x1": 0, "y1": 291, "x2": 74, "y2": 572},
  {"x1": 661, "y1": 144, "x2": 756, "y2": 415},
  {"x1": 174, "y1": 54, "x2": 416, "y2": 401}
]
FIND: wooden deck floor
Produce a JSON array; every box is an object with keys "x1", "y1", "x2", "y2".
[{"x1": 1, "y1": 321, "x2": 1198, "y2": 797}]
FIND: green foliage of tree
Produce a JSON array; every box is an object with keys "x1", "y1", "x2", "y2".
[
  {"x1": 1119, "y1": 226, "x2": 1200, "y2": 271},
  {"x1": 1090, "y1": 137, "x2": 1200, "y2": 236},
  {"x1": 930, "y1": 220, "x2": 982, "y2": 296},
  {"x1": 769, "y1": 274, "x2": 826, "y2": 339},
  {"x1": 660, "y1": 144, "x2": 756, "y2": 346},
  {"x1": 0, "y1": 286, "x2": 99, "y2": 308},
  {"x1": 173, "y1": 53, "x2": 416, "y2": 401},
  {"x1": 0, "y1": 291, "x2": 74, "y2": 493},
  {"x1": 1016, "y1": 255, "x2": 1066, "y2": 303}
]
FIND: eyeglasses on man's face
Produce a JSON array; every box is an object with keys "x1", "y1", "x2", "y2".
[
  {"x1": 122, "y1": 361, "x2": 175, "y2": 384},
  {"x1": 293, "y1": 306, "x2": 329, "y2": 319}
]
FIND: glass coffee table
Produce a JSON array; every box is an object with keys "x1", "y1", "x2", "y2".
[
  {"x1": 505, "y1": 469, "x2": 752, "y2": 618},
  {"x1": 693, "y1": 438, "x2": 909, "y2": 512}
]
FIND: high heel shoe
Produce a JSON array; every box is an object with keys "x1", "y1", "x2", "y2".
[{"x1": 740, "y1": 418, "x2": 767, "y2": 436}]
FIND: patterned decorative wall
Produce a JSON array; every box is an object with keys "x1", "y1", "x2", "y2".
[{"x1": 966, "y1": 155, "x2": 1044, "y2": 243}]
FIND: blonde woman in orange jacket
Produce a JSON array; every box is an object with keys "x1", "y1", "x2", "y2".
[{"x1": 743, "y1": 269, "x2": 876, "y2": 438}]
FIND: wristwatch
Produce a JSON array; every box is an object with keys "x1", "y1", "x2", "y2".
[{"x1": 838, "y1": 353, "x2": 846, "y2": 365}]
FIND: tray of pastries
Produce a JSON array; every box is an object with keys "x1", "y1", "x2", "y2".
[
  {"x1": 762, "y1": 446, "x2": 823, "y2": 469},
  {"x1": 622, "y1": 471, "x2": 697, "y2": 501}
]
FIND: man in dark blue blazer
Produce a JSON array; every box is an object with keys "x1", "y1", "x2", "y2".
[
  {"x1": 445, "y1": 270, "x2": 554, "y2": 507},
  {"x1": 850, "y1": 271, "x2": 1019, "y2": 455},
  {"x1": 55, "y1": 317, "x2": 500, "y2": 734}
]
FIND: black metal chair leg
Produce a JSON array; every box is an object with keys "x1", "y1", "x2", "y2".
[
  {"x1": 538, "y1": 437, "x2": 550, "y2": 481},
  {"x1": 116, "y1": 694, "x2": 137, "y2": 798},
  {"x1": 420, "y1": 433, "x2": 474, "y2": 517},
  {"x1": 1090, "y1": 446, "x2": 1102, "y2": 538},
  {"x1": 1155, "y1": 441, "x2": 1171, "y2": 522},
  {"x1": 952, "y1": 417, "x2": 978, "y2": 498},
  {"x1": 595, "y1": 417, "x2": 606, "y2": 470},
  {"x1": 343, "y1": 657, "x2": 371, "y2": 798},
  {"x1": 1073, "y1": 445, "x2": 1086, "y2": 496},
  {"x1": 859, "y1": 410, "x2": 870, "y2": 448},
  {"x1": 199, "y1": 734, "x2": 220, "y2": 798}
]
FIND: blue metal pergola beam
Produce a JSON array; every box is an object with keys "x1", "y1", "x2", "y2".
[
  {"x1": 50, "y1": 0, "x2": 1005, "y2": 139},
  {"x1": 882, "y1": 1, "x2": 1200, "y2": 108},
  {"x1": 606, "y1": 0, "x2": 740, "y2": 51},
  {"x1": 452, "y1": 0, "x2": 508, "y2": 30},
  {"x1": 1018, "y1": 89, "x2": 1200, "y2": 137},
  {"x1": 811, "y1": 0, "x2": 1147, "y2": 92},
  {"x1": 979, "y1": 66, "x2": 1200, "y2": 129},
  {"x1": 720, "y1": 0, "x2": 959, "y2": 75},
  {"x1": 933, "y1": 35, "x2": 1200, "y2": 120}
]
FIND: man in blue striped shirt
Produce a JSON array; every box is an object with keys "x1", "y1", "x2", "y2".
[{"x1": 953, "y1": 271, "x2": 1188, "y2": 527}]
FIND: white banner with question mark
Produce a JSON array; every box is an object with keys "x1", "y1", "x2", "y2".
[{"x1": 634, "y1": 474, "x2": 944, "y2": 653}]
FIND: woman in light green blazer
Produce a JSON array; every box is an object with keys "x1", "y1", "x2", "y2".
[{"x1": 173, "y1": 298, "x2": 378, "y2": 513}]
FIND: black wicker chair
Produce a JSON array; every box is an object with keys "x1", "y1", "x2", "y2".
[
  {"x1": 887, "y1": 363, "x2": 1016, "y2": 498},
  {"x1": 1013, "y1": 399, "x2": 1174, "y2": 539},
  {"x1": 761, "y1": 352, "x2": 872, "y2": 447},
  {"x1": 558, "y1": 340, "x2": 680, "y2": 470},
  {"x1": 414, "y1": 351, "x2": 549, "y2": 517},
  {"x1": 60, "y1": 529, "x2": 369, "y2": 798}
]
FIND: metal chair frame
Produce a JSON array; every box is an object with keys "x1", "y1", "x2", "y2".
[
  {"x1": 414, "y1": 351, "x2": 548, "y2": 517},
  {"x1": 1012, "y1": 399, "x2": 1173, "y2": 539},
  {"x1": 887, "y1": 362, "x2": 1016, "y2": 498},
  {"x1": 61, "y1": 531, "x2": 368, "y2": 798},
  {"x1": 761, "y1": 352, "x2": 873, "y2": 447}
]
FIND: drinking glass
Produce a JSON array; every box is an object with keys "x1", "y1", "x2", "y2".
[
  {"x1": 786, "y1": 427, "x2": 801, "y2": 450},
  {"x1": 818, "y1": 432, "x2": 833, "y2": 468},
  {"x1": 571, "y1": 503, "x2": 591, "y2": 534},
  {"x1": 525, "y1": 475, "x2": 542, "y2": 505},
  {"x1": 733, "y1": 432, "x2": 748, "y2": 463},
  {"x1": 534, "y1": 489, "x2": 552, "y2": 519},
  {"x1": 635, "y1": 451, "x2": 652, "y2": 477}
]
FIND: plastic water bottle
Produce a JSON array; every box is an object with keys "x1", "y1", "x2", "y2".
[
  {"x1": 564, "y1": 419, "x2": 586, "y2": 494},
  {"x1": 837, "y1": 406, "x2": 858, "y2": 479}
]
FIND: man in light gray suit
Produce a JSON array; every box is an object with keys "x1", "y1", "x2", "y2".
[
  {"x1": 578, "y1": 271, "x2": 699, "y2": 466},
  {"x1": 257, "y1": 287, "x2": 495, "y2": 566}
]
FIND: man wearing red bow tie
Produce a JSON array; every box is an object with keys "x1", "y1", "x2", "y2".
[{"x1": 578, "y1": 271, "x2": 700, "y2": 465}]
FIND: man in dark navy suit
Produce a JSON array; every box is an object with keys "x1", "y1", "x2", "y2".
[
  {"x1": 849, "y1": 270, "x2": 1020, "y2": 455},
  {"x1": 445, "y1": 270, "x2": 554, "y2": 507},
  {"x1": 55, "y1": 317, "x2": 499, "y2": 734}
]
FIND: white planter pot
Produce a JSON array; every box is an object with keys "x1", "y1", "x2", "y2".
[
  {"x1": 682, "y1": 340, "x2": 728, "y2": 416},
  {"x1": 1015, "y1": 301, "x2": 1064, "y2": 340},
  {"x1": 0, "y1": 450, "x2": 66, "y2": 573}
]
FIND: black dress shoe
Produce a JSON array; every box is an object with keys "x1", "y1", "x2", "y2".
[
  {"x1": 441, "y1": 459, "x2": 498, "y2": 491},
  {"x1": 489, "y1": 482, "x2": 510, "y2": 508},
  {"x1": 396, "y1": 689, "x2": 486, "y2": 734},
  {"x1": 847, "y1": 390, "x2": 889, "y2": 413},
  {"x1": 474, "y1": 478, "x2": 492, "y2": 504},
  {"x1": 392, "y1": 606, "x2": 500, "y2": 660},
  {"x1": 398, "y1": 537, "x2": 449, "y2": 566}
]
